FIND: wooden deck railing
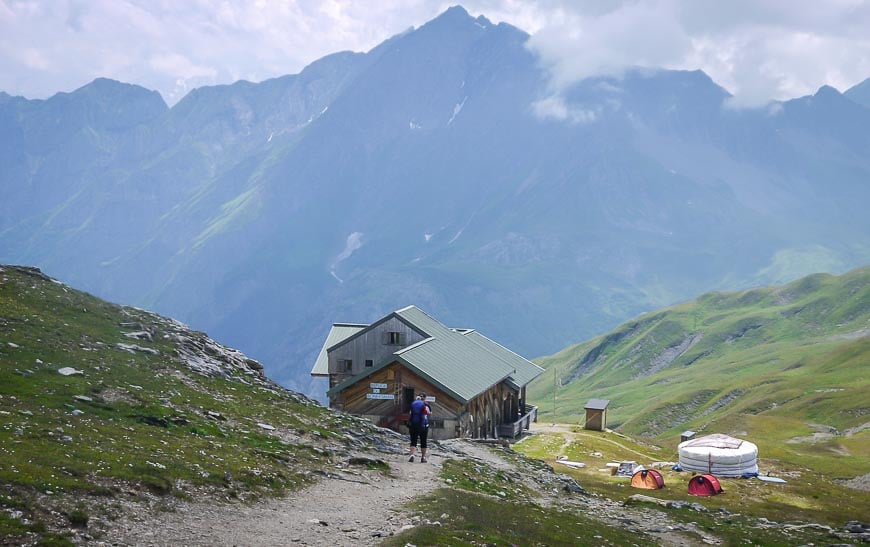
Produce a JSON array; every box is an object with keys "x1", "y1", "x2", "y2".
[{"x1": 498, "y1": 405, "x2": 538, "y2": 438}]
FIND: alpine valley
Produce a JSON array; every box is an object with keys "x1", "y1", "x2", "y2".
[{"x1": 1, "y1": 5, "x2": 869, "y2": 396}]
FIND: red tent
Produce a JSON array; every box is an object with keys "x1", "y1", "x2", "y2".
[{"x1": 687, "y1": 474, "x2": 723, "y2": 496}]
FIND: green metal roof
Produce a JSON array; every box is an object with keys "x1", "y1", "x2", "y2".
[
  {"x1": 324, "y1": 306, "x2": 542, "y2": 403},
  {"x1": 463, "y1": 331, "x2": 544, "y2": 389},
  {"x1": 310, "y1": 323, "x2": 368, "y2": 376}
]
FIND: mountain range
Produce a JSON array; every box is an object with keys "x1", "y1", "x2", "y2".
[
  {"x1": 1, "y1": 5, "x2": 869, "y2": 393},
  {"x1": 531, "y1": 267, "x2": 869, "y2": 438}
]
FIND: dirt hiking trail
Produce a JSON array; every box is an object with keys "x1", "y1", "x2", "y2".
[{"x1": 110, "y1": 439, "x2": 464, "y2": 546}]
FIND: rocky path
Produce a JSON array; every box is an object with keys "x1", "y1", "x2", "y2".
[
  {"x1": 105, "y1": 435, "x2": 720, "y2": 547},
  {"x1": 108, "y1": 441, "x2": 457, "y2": 546}
]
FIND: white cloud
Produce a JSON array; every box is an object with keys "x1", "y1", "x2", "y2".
[
  {"x1": 149, "y1": 53, "x2": 217, "y2": 80},
  {"x1": 0, "y1": 0, "x2": 448, "y2": 104},
  {"x1": 520, "y1": 0, "x2": 870, "y2": 108},
  {"x1": 0, "y1": 1, "x2": 868, "y2": 108},
  {"x1": 531, "y1": 95, "x2": 598, "y2": 124}
]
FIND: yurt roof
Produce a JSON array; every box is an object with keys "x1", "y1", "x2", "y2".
[{"x1": 680, "y1": 433, "x2": 745, "y2": 449}]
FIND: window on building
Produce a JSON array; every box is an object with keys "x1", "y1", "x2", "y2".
[
  {"x1": 430, "y1": 419, "x2": 444, "y2": 429},
  {"x1": 365, "y1": 359, "x2": 373, "y2": 367},
  {"x1": 339, "y1": 359, "x2": 352, "y2": 372},
  {"x1": 387, "y1": 331, "x2": 404, "y2": 345}
]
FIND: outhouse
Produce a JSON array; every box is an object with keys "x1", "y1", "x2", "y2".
[{"x1": 584, "y1": 398, "x2": 610, "y2": 431}]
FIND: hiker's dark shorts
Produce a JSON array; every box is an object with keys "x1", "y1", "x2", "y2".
[{"x1": 409, "y1": 423, "x2": 428, "y2": 449}]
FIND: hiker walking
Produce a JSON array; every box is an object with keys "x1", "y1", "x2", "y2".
[{"x1": 408, "y1": 393, "x2": 431, "y2": 463}]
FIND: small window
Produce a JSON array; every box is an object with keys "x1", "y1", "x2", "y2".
[
  {"x1": 365, "y1": 359, "x2": 373, "y2": 368},
  {"x1": 339, "y1": 359, "x2": 352, "y2": 372},
  {"x1": 387, "y1": 331, "x2": 404, "y2": 345}
]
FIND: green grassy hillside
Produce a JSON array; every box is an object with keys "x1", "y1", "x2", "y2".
[
  {"x1": 0, "y1": 266, "x2": 379, "y2": 545},
  {"x1": 529, "y1": 267, "x2": 869, "y2": 478}
]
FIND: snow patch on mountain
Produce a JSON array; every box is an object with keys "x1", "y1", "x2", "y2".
[
  {"x1": 447, "y1": 97, "x2": 467, "y2": 125},
  {"x1": 449, "y1": 213, "x2": 476, "y2": 244},
  {"x1": 331, "y1": 232, "x2": 364, "y2": 283}
]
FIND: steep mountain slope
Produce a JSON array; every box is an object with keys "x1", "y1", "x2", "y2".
[
  {"x1": 530, "y1": 267, "x2": 869, "y2": 443},
  {"x1": 846, "y1": 77, "x2": 870, "y2": 109},
  {"x1": 1, "y1": 6, "x2": 869, "y2": 395},
  {"x1": 0, "y1": 265, "x2": 393, "y2": 544}
]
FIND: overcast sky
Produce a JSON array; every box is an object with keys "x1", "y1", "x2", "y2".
[{"x1": 2, "y1": 0, "x2": 869, "y2": 107}]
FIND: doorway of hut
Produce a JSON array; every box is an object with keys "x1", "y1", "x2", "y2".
[{"x1": 402, "y1": 387, "x2": 415, "y2": 413}]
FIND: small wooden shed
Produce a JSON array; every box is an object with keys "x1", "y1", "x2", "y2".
[{"x1": 584, "y1": 398, "x2": 610, "y2": 431}]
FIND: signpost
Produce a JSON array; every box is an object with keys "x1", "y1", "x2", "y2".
[
  {"x1": 367, "y1": 382, "x2": 393, "y2": 400},
  {"x1": 366, "y1": 393, "x2": 395, "y2": 400}
]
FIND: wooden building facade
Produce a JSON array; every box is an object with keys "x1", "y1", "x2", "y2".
[{"x1": 311, "y1": 306, "x2": 543, "y2": 440}]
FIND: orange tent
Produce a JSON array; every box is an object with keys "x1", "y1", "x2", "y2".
[{"x1": 630, "y1": 469, "x2": 665, "y2": 489}]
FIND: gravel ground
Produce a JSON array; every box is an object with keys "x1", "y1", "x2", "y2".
[{"x1": 106, "y1": 441, "x2": 456, "y2": 546}]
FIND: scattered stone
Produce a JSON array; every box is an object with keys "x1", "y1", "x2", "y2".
[
  {"x1": 74, "y1": 395, "x2": 93, "y2": 402},
  {"x1": 627, "y1": 494, "x2": 707, "y2": 512},
  {"x1": 245, "y1": 358, "x2": 264, "y2": 372},
  {"x1": 71, "y1": 409, "x2": 84, "y2": 416},
  {"x1": 123, "y1": 331, "x2": 153, "y2": 342},
  {"x1": 307, "y1": 519, "x2": 328, "y2": 526},
  {"x1": 844, "y1": 521, "x2": 869, "y2": 533},
  {"x1": 347, "y1": 456, "x2": 385, "y2": 467},
  {"x1": 115, "y1": 343, "x2": 159, "y2": 355},
  {"x1": 58, "y1": 367, "x2": 83, "y2": 376},
  {"x1": 206, "y1": 411, "x2": 226, "y2": 421},
  {"x1": 7, "y1": 342, "x2": 20, "y2": 348},
  {"x1": 256, "y1": 423, "x2": 276, "y2": 431},
  {"x1": 19, "y1": 410, "x2": 33, "y2": 416},
  {"x1": 35, "y1": 359, "x2": 43, "y2": 365},
  {"x1": 60, "y1": 436, "x2": 73, "y2": 442},
  {"x1": 783, "y1": 523, "x2": 832, "y2": 532},
  {"x1": 559, "y1": 476, "x2": 586, "y2": 494}
]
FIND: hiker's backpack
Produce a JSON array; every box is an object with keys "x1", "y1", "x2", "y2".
[{"x1": 410, "y1": 399, "x2": 429, "y2": 428}]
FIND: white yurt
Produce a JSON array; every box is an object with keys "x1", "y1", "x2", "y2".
[{"x1": 678, "y1": 434, "x2": 758, "y2": 476}]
